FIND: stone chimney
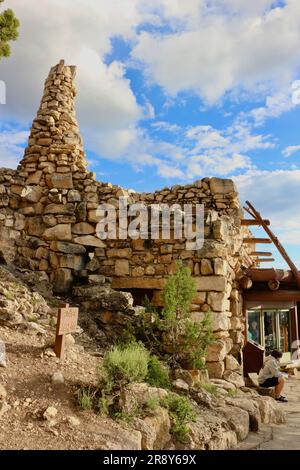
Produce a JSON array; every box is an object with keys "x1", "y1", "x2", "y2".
[{"x1": 19, "y1": 59, "x2": 87, "y2": 187}]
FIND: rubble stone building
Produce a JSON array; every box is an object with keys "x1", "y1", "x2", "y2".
[{"x1": 2, "y1": 60, "x2": 292, "y2": 384}]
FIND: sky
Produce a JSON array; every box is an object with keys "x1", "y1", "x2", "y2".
[{"x1": 0, "y1": 0, "x2": 300, "y2": 269}]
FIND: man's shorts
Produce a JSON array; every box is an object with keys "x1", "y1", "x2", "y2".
[{"x1": 259, "y1": 377, "x2": 279, "y2": 388}]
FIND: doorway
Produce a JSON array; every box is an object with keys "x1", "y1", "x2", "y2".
[{"x1": 247, "y1": 308, "x2": 291, "y2": 359}]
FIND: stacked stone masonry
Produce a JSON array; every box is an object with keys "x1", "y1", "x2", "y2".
[{"x1": 0, "y1": 61, "x2": 256, "y2": 381}]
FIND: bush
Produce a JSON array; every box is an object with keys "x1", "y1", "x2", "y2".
[
  {"x1": 162, "y1": 393, "x2": 196, "y2": 444},
  {"x1": 102, "y1": 341, "x2": 149, "y2": 387},
  {"x1": 146, "y1": 355, "x2": 171, "y2": 389},
  {"x1": 161, "y1": 261, "x2": 214, "y2": 368},
  {"x1": 200, "y1": 382, "x2": 218, "y2": 395},
  {"x1": 77, "y1": 387, "x2": 94, "y2": 410}
]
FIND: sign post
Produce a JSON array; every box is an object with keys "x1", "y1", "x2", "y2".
[{"x1": 54, "y1": 303, "x2": 79, "y2": 359}]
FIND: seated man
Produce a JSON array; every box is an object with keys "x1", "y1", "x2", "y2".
[{"x1": 258, "y1": 349, "x2": 288, "y2": 402}]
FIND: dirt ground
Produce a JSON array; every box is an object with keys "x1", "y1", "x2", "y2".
[{"x1": 0, "y1": 324, "x2": 138, "y2": 450}]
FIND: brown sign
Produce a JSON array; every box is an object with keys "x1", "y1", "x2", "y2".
[
  {"x1": 54, "y1": 303, "x2": 79, "y2": 359},
  {"x1": 57, "y1": 306, "x2": 79, "y2": 335}
]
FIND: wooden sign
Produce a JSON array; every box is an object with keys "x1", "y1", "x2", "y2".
[{"x1": 54, "y1": 303, "x2": 79, "y2": 359}]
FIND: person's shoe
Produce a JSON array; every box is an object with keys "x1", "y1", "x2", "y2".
[{"x1": 276, "y1": 396, "x2": 288, "y2": 402}]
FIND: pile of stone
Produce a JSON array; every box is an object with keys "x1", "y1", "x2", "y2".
[{"x1": 0, "y1": 267, "x2": 50, "y2": 328}]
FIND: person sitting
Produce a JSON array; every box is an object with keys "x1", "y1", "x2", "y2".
[
  {"x1": 258, "y1": 349, "x2": 288, "y2": 402},
  {"x1": 248, "y1": 320, "x2": 259, "y2": 343}
]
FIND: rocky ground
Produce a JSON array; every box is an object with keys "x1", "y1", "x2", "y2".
[
  {"x1": 0, "y1": 265, "x2": 287, "y2": 450},
  {"x1": 237, "y1": 376, "x2": 300, "y2": 450}
]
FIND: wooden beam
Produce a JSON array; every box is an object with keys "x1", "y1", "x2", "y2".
[
  {"x1": 245, "y1": 268, "x2": 295, "y2": 283},
  {"x1": 245, "y1": 201, "x2": 300, "y2": 290},
  {"x1": 251, "y1": 252, "x2": 273, "y2": 257},
  {"x1": 268, "y1": 279, "x2": 280, "y2": 291},
  {"x1": 239, "y1": 276, "x2": 253, "y2": 289},
  {"x1": 241, "y1": 219, "x2": 270, "y2": 226},
  {"x1": 244, "y1": 290, "x2": 300, "y2": 302},
  {"x1": 243, "y1": 238, "x2": 272, "y2": 244},
  {"x1": 256, "y1": 258, "x2": 275, "y2": 263}
]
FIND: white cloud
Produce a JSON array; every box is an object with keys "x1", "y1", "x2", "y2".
[
  {"x1": 187, "y1": 153, "x2": 252, "y2": 177},
  {"x1": 282, "y1": 145, "x2": 300, "y2": 158},
  {"x1": 249, "y1": 88, "x2": 296, "y2": 125},
  {"x1": 132, "y1": 1, "x2": 300, "y2": 103},
  {"x1": 0, "y1": 0, "x2": 147, "y2": 161},
  {"x1": 0, "y1": 128, "x2": 28, "y2": 168},
  {"x1": 234, "y1": 169, "x2": 300, "y2": 245}
]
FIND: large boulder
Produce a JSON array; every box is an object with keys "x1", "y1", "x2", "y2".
[
  {"x1": 253, "y1": 395, "x2": 286, "y2": 425},
  {"x1": 133, "y1": 407, "x2": 171, "y2": 450},
  {"x1": 225, "y1": 397, "x2": 261, "y2": 431},
  {"x1": 216, "y1": 405, "x2": 249, "y2": 441}
]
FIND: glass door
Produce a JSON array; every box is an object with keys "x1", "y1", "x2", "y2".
[{"x1": 247, "y1": 308, "x2": 291, "y2": 356}]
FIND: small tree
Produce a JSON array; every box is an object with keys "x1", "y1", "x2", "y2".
[
  {"x1": 0, "y1": 0, "x2": 20, "y2": 59},
  {"x1": 161, "y1": 260, "x2": 214, "y2": 368}
]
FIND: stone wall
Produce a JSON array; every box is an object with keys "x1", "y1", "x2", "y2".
[{"x1": 0, "y1": 61, "x2": 256, "y2": 381}]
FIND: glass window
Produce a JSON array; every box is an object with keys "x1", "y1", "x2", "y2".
[
  {"x1": 278, "y1": 310, "x2": 290, "y2": 353},
  {"x1": 263, "y1": 310, "x2": 277, "y2": 354},
  {"x1": 248, "y1": 310, "x2": 261, "y2": 344}
]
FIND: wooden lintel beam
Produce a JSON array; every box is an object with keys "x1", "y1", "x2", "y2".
[
  {"x1": 244, "y1": 290, "x2": 300, "y2": 302},
  {"x1": 243, "y1": 238, "x2": 272, "y2": 244},
  {"x1": 241, "y1": 219, "x2": 270, "y2": 226},
  {"x1": 245, "y1": 269, "x2": 294, "y2": 283},
  {"x1": 251, "y1": 252, "x2": 272, "y2": 257}
]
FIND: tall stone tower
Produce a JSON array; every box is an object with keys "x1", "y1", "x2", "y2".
[
  {"x1": 16, "y1": 60, "x2": 102, "y2": 294},
  {"x1": 19, "y1": 59, "x2": 87, "y2": 182}
]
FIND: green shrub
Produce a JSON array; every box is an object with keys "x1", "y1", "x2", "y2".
[
  {"x1": 160, "y1": 261, "x2": 214, "y2": 368},
  {"x1": 162, "y1": 393, "x2": 196, "y2": 444},
  {"x1": 144, "y1": 396, "x2": 159, "y2": 412},
  {"x1": 146, "y1": 355, "x2": 171, "y2": 389},
  {"x1": 227, "y1": 388, "x2": 237, "y2": 397},
  {"x1": 102, "y1": 341, "x2": 149, "y2": 386},
  {"x1": 77, "y1": 387, "x2": 94, "y2": 410},
  {"x1": 200, "y1": 382, "x2": 218, "y2": 395},
  {"x1": 97, "y1": 396, "x2": 109, "y2": 416}
]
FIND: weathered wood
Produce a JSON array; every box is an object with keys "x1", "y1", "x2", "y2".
[
  {"x1": 241, "y1": 220, "x2": 270, "y2": 226},
  {"x1": 239, "y1": 276, "x2": 253, "y2": 289},
  {"x1": 54, "y1": 303, "x2": 79, "y2": 359},
  {"x1": 245, "y1": 201, "x2": 300, "y2": 290},
  {"x1": 256, "y1": 258, "x2": 275, "y2": 263},
  {"x1": 243, "y1": 238, "x2": 272, "y2": 244},
  {"x1": 268, "y1": 279, "x2": 280, "y2": 291},
  {"x1": 245, "y1": 268, "x2": 293, "y2": 283},
  {"x1": 244, "y1": 290, "x2": 300, "y2": 302},
  {"x1": 251, "y1": 252, "x2": 272, "y2": 257}
]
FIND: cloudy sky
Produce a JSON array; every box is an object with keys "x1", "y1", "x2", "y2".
[{"x1": 0, "y1": 0, "x2": 300, "y2": 268}]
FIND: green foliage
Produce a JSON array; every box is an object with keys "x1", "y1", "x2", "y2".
[
  {"x1": 162, "y1": 393, "x2": 196, "y2": 444},
  {"x1": 0, "y1": 0, "x2": 20, "y2": 59},
  {"x1": 103, "y1": 341, "x2": 149, "y2": 387},
  {"x1": 77, "y1": 387, "x2": 94, "y2": 411},
  {"x1": 144, "y1": 396, "x2": 159, "y2": 412},
  {"x1": 200, "y1": 382, "x2": 218, "y2": 395},
  {"x1": 97, "y1": 396, "x2": 109, "y2": 416},
  {"x1": 112, "y1": 410, "x2": 137, "y2": 423},
  {"x1": 160, "y1": 261, "x2": 214, "y2": 368},
  {"x1": 162, "y1": 260, "x2": 196, "y2": 327},
  {"x1": 227, "y1": 388, "x2": 237, "y2": 398},
  {"x1": 146, "y1": 355, "x2": 171, "y2": 389}
]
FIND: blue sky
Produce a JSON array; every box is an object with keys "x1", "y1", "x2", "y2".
[{"x1": 0, "y1": 0, "x2": 300, "y2": 269}]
